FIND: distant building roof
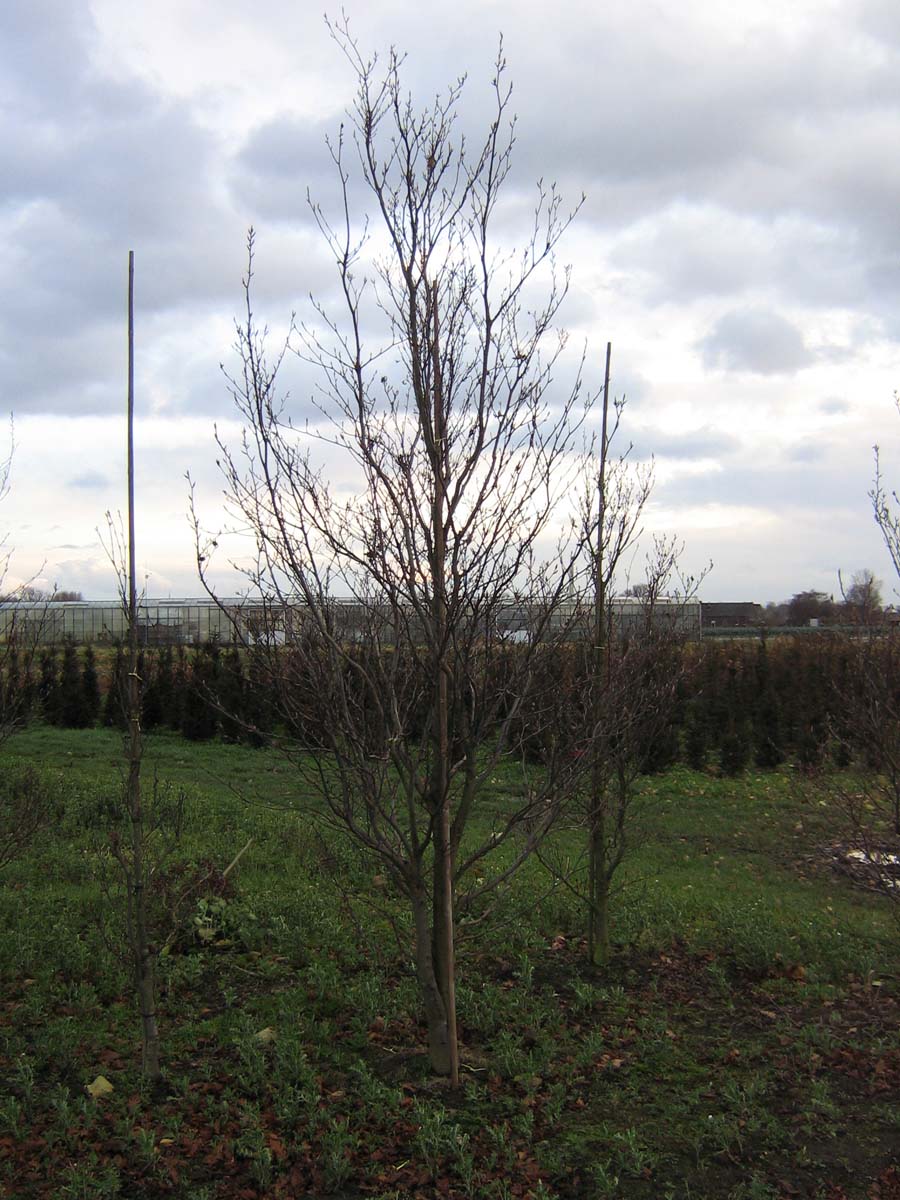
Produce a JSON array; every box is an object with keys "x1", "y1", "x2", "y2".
[{"x1": 700, "y1": 602, "x2": 764, "y2": 627}]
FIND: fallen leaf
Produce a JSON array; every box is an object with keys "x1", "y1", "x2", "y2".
[
  {"x1": 266, "y1": 1132, "x2": 286, "y2": 1158},
  {"x1": 255, "y1": 1027, "x2": 277, "y2": 1045},
  {"x1": 86, "y1": 1075, "x2": 114, "y2": 1099}
]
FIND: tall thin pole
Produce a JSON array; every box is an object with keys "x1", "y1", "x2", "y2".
[
  {"x1": 588, "y1": 341, "x2": 612, "y2": 968},
  {"x1": 128, "y1": 252, "x2": 137, "y2": 632},
  {"x1": 596, "y1": 342, "x2": 612, "y2": 627},
  {"x1": 125, "y1": 252, "x2": 161, "y2": 1079}
]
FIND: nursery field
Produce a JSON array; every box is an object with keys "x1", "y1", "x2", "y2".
[{"x1": 0, "y1": 726, "x2": 898, "y2": 1200}]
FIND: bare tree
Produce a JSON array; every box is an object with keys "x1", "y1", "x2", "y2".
[
  {"x1": 525, "y1": 350, "x2": 707, "y2": 968},
  {"x1": 541, "y1": 525, "x2": 703, "y2": 968},
  {"x1": 840, "y1": 569, "x2": 883, "y2": 625},
  {"x1": 586, "y1": 350, "x2": 649, "y2": 968},
  {"x1": 872, "y1": 404, "x2": 900, "y2": 586},
  {"x1": 858, "y1": 408, "x2": 900, "y2": 831},
  {"x1": 815, "y1": 400, "x2": 900, "y2": 919},
  {"x1": 839, "y1": 636, "x2": 900, "y2": 835},
  {"x1": 101, "y1": 254, "x2": 162, "y2": 1081},
  {"x1": 821, "y1": 633, "x2": 900, "y2": 925},
  {"x1": 587, "y1": 547, "x2": 700, "y2": 966},
  {"x1": 3, "y1": 587, "x2": 84, "y2": 603},
  {"x1": 197, "y1": 29, "x2": 597, "y2": 1080}
]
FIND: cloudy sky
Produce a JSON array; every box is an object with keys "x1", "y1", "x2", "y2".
[{"x1": 3, "y1": 0, "x2": 900, "y2": 603}]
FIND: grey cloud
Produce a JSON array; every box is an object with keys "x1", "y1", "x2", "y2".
[
  {"x1": 611, "y1": 208, "x2": 772, "y2": 304},
  {"x1": 820, "y1": 397, "x2": 850, "y2": 415},
  {"x1": 67, "y1": 472, "x2": 109, "y2": 490},
  {"x1": 0, "y1": 2, "x2": 254, "y2": 418},
  {"x1": 286, "y1": 4, "x2": 900, "y2": 335},
  {"x1": 1, "y1": 316, "x2": 123, "y2": 414},
  {"x1": 631, "y1": 427, "x2": 741, "y2": 461},
  {"x1": 230, "y1": 115, "x2": 343, "y2": 225},
  {"x1": 657, "y1": 444, "x2": 871, "y2": 515},
  {"x1": 787, "y1": 441, "x2": 827, "y2": 464},
  {"x1": 509, "y1": 13, "x2": 889, "y2": 194},
  {"x1": 484, "y1": 6, "x2": 900, "y2": 331},
  {"x1": 860, "y1": 0, "x2": 900, "y2": 47},
  {"x1": 608, "y1": 365, "x2": 650, "y2": 408},
  {"x1": 198, "y1": 339, "x2": 323, "y2": 423},
  {"x1": 608, "y1": 205, "x2": 883, "y2": 313},
  {"x1": 43, "y1": 556, "x2": 122, "y2": 598},
  {"x1": 698, "y1": 309, "x2": 813, "y2": 375},
  {"x1": 2, "y1": 1, "x2": 100, "y2": 115}
]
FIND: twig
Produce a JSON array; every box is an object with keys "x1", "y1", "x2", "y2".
[{"x1": 223, "y1": 837, "x2": 254, "y2": 879}]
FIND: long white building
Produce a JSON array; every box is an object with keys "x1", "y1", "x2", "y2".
[{"x1": 0, "y1": 595, "x2": 702, "y2": 645}]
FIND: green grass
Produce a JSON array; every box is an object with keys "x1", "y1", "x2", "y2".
[{"x1": 0, "y1": 725, "x2": 897, "y2": 1199}]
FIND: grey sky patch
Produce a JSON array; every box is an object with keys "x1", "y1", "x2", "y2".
[
  {"x1": 698, "y1": 309, "x2": 813, "y2": 375},
  {"x1": 611, "y1": 207, "x2": 771, "y2": 304},
  {"x1": 231, "y1": 115, "x2": 345, "y2": 226},
  {"x1": 787, "y1": 440, "x2": 827, "y2": 464},
  {"x1": 657, "y1": 448, "x2": 873, "y2": 516},
  {"x1": 610, "y1": 204, "x2": 882, "y2": 314},
  {"x1": 630, "y1": 426, "x2": 741, "y2": 461},
  {"x1": 820, "y1": 397, "x2": 850, "y2": 415},
  {"x1": 1, "y1": 319, "x2": 123, "y2": 414},
  {"x1": 2, "y1": 1, "x2": 99, "y2": 115},
  {"x1": 67, "y1": 472, "x2": 110, "y2": 491},
  {"x1": 607, "y1": 365, "x2": 650, "y2": 410}
]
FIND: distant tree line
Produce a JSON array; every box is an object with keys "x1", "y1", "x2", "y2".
[
  {"x1": 0, "y1": 587, "x2": 84, "y2": 604},
  {"x1": 760, "y1": 569, "x2": 886, "y2": 627}
]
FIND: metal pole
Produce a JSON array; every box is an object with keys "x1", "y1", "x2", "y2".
[{"x1": 127, "y1": 255, "x2": 137, "y2": 629}]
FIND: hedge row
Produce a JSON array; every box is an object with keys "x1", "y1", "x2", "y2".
[{"x1": 1, "y1": 634, "x2": 894, "y2": 776}]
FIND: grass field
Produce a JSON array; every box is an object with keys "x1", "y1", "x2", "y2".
[{"x1": 0, "y1": 726, "x2": 897, "y2": 1199}]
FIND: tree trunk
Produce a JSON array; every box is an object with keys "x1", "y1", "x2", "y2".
[
  {"x1": 588, "y1": 343, "x2": 613, "y2": 970},
  {"x1": 588, "y1": 806, "x2": 611, "y2": 969},
  {"x1": 428, "y1": 283, "x2": 459, "y2": 1084},
  {"x1": 431, "y1": 818, "x2": 458, "y2": 1079},
  {"x1": 411, "y1": 888, "x2": 452, "y2": 1075},
  {"x1": 134, "y1": 901, "x2": 162, "y2": 1078}
]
